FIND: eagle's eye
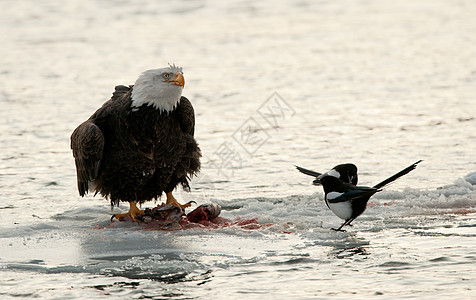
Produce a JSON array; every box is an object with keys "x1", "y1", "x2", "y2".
[{"x1": 162, "y1": 73, "x2": 170, "y2": 80}]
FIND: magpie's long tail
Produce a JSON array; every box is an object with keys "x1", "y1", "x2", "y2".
[
  {"x1": 373, "y1": 160, "x2": 422, "y2": 189},
  {"x1": 295, "y1": 165, "x2": 322, "y2": 178}
]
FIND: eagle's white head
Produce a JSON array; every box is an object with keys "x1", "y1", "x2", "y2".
[{"x1": 131, "y1": 64, "x2": 185, "y2": 113}]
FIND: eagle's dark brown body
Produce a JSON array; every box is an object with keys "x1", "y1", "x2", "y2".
[{"x1": 71, "y1": 85, "x2": 201, "y2": 205}]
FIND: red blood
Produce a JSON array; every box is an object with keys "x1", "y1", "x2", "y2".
[{"x1": 186, "y1": 206, "x2": 210, "y2": 223}]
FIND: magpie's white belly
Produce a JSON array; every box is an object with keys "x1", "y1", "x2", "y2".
[{"x1": 327, "y1": 201, "x2": 353, "y2": 220}]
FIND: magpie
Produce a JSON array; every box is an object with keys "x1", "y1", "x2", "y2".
[
  {"x1": 313, "y1": 160, "x2": 421, "y2": 231},
  {"x1": 295, "y1": 163, "x2": 358, "y2": 186}
]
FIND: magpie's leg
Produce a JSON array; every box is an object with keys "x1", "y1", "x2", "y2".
[
  {"x1": 344, "y1": 218, "x2": 355, "y2": 227},
  {"x1": 332, "y1": 221, "x2": 347, "y2": 232},
  {"x1": 331, "y1": 218, "x2": 355, "y2": 231}
]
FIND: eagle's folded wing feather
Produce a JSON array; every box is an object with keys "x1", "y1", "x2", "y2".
[
  {"x1": 70, "y1": 121, "x2": 105, "y2": 196},
  {"x1": 176, "y1": 96, "x2": 195, "y2": 136}
]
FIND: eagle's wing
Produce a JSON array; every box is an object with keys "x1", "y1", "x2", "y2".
[
  {"x1": 70, "y1": 85, "x2": 130, "y2": 196},
  {"x1": 111, "y1": 85, "x2": 132, "y2": 102},
  {"x1": 71, "y1": 121, "x2": 105, "y2": 196},
  {"x1": 176, "y1": 96, "x2": 195, "y2": 136},
  {"x1": 173, "y1": 96, "x2": 201, "y2": 183}
]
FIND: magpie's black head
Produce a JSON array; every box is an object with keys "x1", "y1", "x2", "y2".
[
  {"x1": 319, "y1": 175, "x2": 347, "y2": 194},
  {"x1": 333, "y1": 163, "x2": 357, "y2": 173},
  {"x1": 333, "y1": 163, "x2": 358, "y2": 185},
  {"x1": 315, "y1": 163, "x2": 358, "y2": 185}
]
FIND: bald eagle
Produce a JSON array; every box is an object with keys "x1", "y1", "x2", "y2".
[{"x1": 71, "y1": 65, "x2": 201, "y2": 221}]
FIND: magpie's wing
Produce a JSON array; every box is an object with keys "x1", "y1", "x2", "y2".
[
  {"x1": 327, "y1": 186, "x2": 379, "y2": 203},
  {"x1": 295, "y1": 165, "x2": 322, "y2": 178},
  {"x1": 373, "y1": 160, "x2": 422, "y2": 189}
]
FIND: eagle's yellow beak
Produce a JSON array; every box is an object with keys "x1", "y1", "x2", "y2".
[{"x1": 170, "y1": 72, "x2": 185, "y2": 88}]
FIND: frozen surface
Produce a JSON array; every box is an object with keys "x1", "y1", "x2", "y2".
[{"x1": 1, "y1": 0, "x2": 476, "y2": 299}]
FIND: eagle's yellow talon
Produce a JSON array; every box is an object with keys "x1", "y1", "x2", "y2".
[
  {"x1": 166, "y1": 192, "x2": 195, "y2": 210},
  {"x1": 112, "y1": 202, "x2": 144, "y2": 222}
]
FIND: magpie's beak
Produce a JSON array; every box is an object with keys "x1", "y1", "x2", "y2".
[
  {"x1": 313, "y1": 175, "x2": 324, "y2": 186},
  {"x1": 316, "y1": 173, "x2": 327, "y2": 181},
  {"x1": 312, "y1": 179, "x2": 322, "y2": 186}
]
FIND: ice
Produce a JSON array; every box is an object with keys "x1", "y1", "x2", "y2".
[{"x1": 464, "y1": 172, "x2": 476, "y2": 185}]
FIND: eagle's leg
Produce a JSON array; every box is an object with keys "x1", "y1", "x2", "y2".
[
  {"x1": 166, "y1": 192, "x2": 195, "y2": 210},
  {"x1": 111, "y1": 201, "x2": 144, "y2": 222}
]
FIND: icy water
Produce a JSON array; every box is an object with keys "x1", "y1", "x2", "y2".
[{"x1": 1, "y1": 0, "x2": 476, "y2": 299}]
